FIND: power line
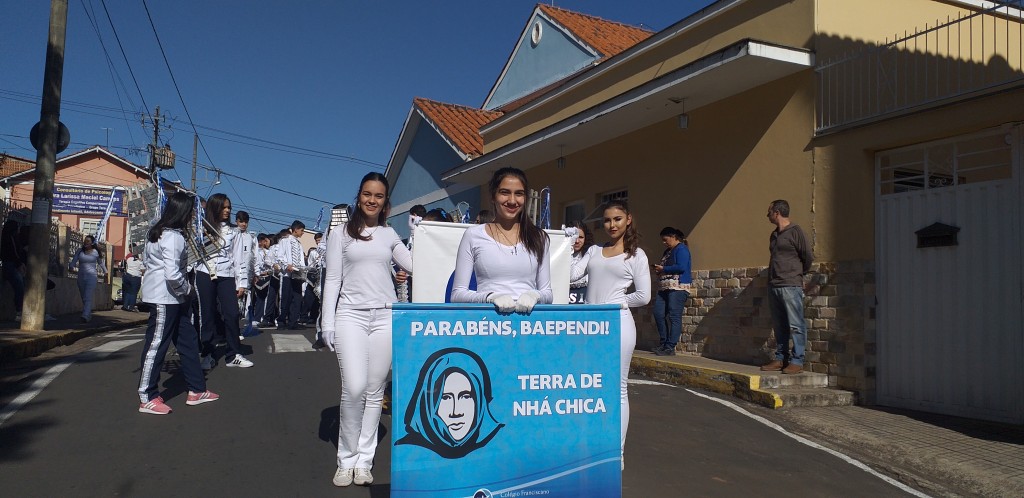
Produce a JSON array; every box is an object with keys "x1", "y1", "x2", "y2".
[
  {"x1": 98, "y1": 0, "x2": 151, "y2": 120},
  {"x1": 80, "y1": 0, "x2": 141, "y2": 149}
]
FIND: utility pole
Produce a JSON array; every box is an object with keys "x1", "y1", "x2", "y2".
[
  {"x1": 191, "y1": 133, "x2": 198, "y2": 192},
  {"x1": 149, "y1": 106, "x2": 162, "y2": 172},
  {"x1": 101, "y1": 127, "x2": 112, "y2": 148},
  {"x1": 23, "y1": 0, "x2": 68, "y2": 331}
]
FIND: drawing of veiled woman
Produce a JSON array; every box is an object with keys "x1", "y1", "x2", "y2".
[{"x1": 396, "y1": 348, "x2": 504, "y2": 458}]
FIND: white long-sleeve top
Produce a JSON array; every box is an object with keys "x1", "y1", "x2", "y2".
[
  {"x1": 237, "y1": 230, "x2": 256, "y2": 281},
  {"x1": 141, "y1": 229, "x2": 192, "y2": 304},
  {"x1": 253, "y1": 247, "x2": 271, "y2": 277},
  {"x1": 450, "y1": 224, "x2": 553, "y2": 304},
  {"x1": 320, "y1": 225, "x2": 412, "y2": 333},
  {"x1": 570, "y1": 251, "x2": 589, "y2": 288},
  {"x1": 570, "y1": 245, "x2": 652, "y2": 308},
  {"x1": 265, "y1": 243, "x2": 280, "y2": 274},
  {"x1": 275, "y1": 234, "x2": 305, "y2": 271},
  {"x1": 195, "y1": 222, "x2": 249, "y2": 288}
]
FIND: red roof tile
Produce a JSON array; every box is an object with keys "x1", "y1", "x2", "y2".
[
  {"x1": 537, "y1": 4, "x2": 653, "y2": 60},
  {"x1": 0, "y1": 153, "x2": 35, "y2": 179},
  {"x1": 414, "y1": 98, "x2": 503, "y2": 157}
]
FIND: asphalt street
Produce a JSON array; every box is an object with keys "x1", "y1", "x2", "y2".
[{"x1": 0, "y1": 326, "x2": 923, "y2": 497}]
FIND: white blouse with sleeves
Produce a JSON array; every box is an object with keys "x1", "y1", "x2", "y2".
[
  {"x1": 450, "y1": 224, "x2": 553, "y2": 304},
  {"x1": 320, "y1": 225, "x2": 412, "y2": 332},
  {"x1": 570, "y1": 245, "x2": 652, "y2": 308}
]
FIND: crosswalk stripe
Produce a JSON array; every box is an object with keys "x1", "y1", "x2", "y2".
[{"x1": 267, "y1": 333, "x2": 314, "y2": 354}]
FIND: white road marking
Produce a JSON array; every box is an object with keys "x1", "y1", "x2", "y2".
[
  {"x1": 0, "y1": 338, "x2": 141, "y2": 429},
  {"x1": 684, "y1": 388, "x2": 932, "y2": 498},
  {"x1": 267, "y1": 333, "x2": 314, "y2": 353}
]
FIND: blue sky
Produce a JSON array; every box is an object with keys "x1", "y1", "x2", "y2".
[{"x1": 1, "y1": 1, "x2": 709, "y2": 233}]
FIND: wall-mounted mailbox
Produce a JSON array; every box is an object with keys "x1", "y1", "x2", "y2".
[{"x1": 915, "y1": 222, "x2": 960, "y2": 248}]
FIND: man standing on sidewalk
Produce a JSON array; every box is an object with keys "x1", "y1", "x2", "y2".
[{"x1": 760, "y1": 199, "x2": 813, "y2": 375}]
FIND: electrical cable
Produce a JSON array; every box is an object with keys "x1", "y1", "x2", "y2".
[{"x1": 98, "y1": 0, "x2": 152, "y2": 120}]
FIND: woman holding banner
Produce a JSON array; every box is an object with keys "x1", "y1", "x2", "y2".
[
  {"x1": 320, "y1": 172, "x2": 412, "y2": 488},
  {"x1": 451, "y1": 167, "x2": 551, "y2": 313},
  {"x1": 568, "y1": 200, "x2": 651, "y2": 470}
]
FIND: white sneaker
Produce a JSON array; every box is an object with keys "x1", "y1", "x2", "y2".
[
  {"x1": 200, "y1": 355, "x2": 214, "y2": 371},
  {"x1": 226, "y1": 355, "x2": 253, "y2": 368},
  {"x1": 353, "y1": 468, "x2": 373, "y2": 486},
  {"x1": 332, "y1": 467, "x2": 354, "y2": 487}
]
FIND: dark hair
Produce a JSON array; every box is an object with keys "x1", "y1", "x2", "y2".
[
  {"x1": 257, "y1": 233, "x2": 269, "y2": 242},
  {"x1": 204, "y1": 193, "x2": 230, "y2": 239},
  {"x1": 423, "y1": 207, "x2": 453, "y2": 222},
  {"x1": 235, "y1": 210, "x2": 249, "y2": 222},
  {"x1": 604, "y1": 200, "x2": 640, "y2": 259},
  {"x1": 476, "y1": 209, "x2": 493, "y2": 224},
  {"x1": 488, "y1": 167, "x2": 547, "y2": 264},
  {"x1": 290, "y1": 220, "x2": 305, "y2": 231},
  {"x1": 659, "y1": 226, "x2": 688, "y2": 246},
  {"x1": 347, "y1": 172, "x2": 390, "y2": 241},
  {"x1": 769, "y1": 199, "x2": 790, "y2": 217},
  {"x1": 148, "y1": 192, "x2": 194, "y2": 243},
  {"x1": 410, "y1": 204, "x2": 427, "y2": 217},
  {"x1": 313, "y1": 232, "x2": 323, "y2": 240},
  {"x1": 570, "y1": 220, "x2": 594, "y2": 256},
  {"x1": 273, "y1": 228, "x2": 289, "y2": 244}
]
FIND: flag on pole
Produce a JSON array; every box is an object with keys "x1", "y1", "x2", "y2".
[
  {"x1": 95, "y1": 188, "x2": 119, "y2": 241},
  {"x1": 314, "y1": 206, "x2": 325, "y2": 231}
]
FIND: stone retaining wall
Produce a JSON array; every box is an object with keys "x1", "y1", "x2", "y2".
[{"x1": 634, "y1": 260, "x2": 877, "y2": 403}]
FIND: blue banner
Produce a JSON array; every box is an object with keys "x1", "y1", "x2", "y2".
[
  {"x1": 52, "y1": 185, "x2": 125, "y2": 215},
  {"x1": 391, "y1": 303, "x2": 622, "y2": 498}
]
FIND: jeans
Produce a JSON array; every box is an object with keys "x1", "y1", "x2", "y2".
[
  {"x1": 653, "y1": 289, "x2": 689, "y2": 348},
  {"x1": 122, "y1": 274, "x2": 141, "y2": 309},
  {"x1": 768, "y1": 286, "x2": 807, "y2": 365},
  {"x1": 2, "y1": 262, "x2": 25, "y2": 312},
  {"x1": 78, "y1": 273, "x2": 97, "y2": 320}
]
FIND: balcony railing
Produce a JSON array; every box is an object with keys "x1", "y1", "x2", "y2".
[{"x1": 816, "y1": 2, "x2": 1024, "y2": 134}]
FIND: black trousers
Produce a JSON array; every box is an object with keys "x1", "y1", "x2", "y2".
[
  {"x1": 252, "y1": 277, "x2": 270, "y2": 323},
  {"x1": 279, "y1": 275, "x2": 303, "y2": 328},
  {"x1": 195, "y1": 272, "x2": 243, "y2": 360},
  {"x1": 263, "y1": 275, "x2": 280, "y2": 323}
]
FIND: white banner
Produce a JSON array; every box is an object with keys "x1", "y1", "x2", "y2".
[{"x1": 411, "y1": 221, "x2": 570, "y2": 304}]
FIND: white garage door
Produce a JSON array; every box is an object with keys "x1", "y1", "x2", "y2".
[{"x1": 876, "y1": 126, "x2": 1023, "y2": 424}]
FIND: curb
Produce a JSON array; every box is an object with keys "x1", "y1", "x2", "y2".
[
  {"x1": 0, "y1": 319, "x2": 149, "y2": 367},
  {"x1": 631, "y1": 355, "x2": 783, "y2": 409}
]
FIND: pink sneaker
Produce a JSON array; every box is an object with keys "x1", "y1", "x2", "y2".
[
  {"x1": 139, "y1": 396, "x2": 172, "y2": 415},
  {"x1": 186, "y1": 390, "x2": 220, "y2": 406}
]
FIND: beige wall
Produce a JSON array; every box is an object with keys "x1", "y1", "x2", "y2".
[{"x1": 485, "y1": 0, "x2": 816, "y2": 151}]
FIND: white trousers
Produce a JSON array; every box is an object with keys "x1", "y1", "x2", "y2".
[
  {"x1": 334, "y1": 308, "x2": 392, "y2": 469},
  {"x1": 620, "y1": 309, "x2": 636, "y2": 458}
]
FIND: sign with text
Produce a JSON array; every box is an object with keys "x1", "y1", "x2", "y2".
[
  {"x1": 52, "y1": 185, "x2": 125, "y2": 216},
  {"x1": 391, "y1": 303, "x2": 622, "y2": 498}
]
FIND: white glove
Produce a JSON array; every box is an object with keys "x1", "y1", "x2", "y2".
[
  {"x1": 321, "y1": 329, "x2": 336, "y2": 351},
  {"x1": 515, "y1": 291, "x2": 541, "y2": 314},
  {"x1": 487, "y1": 293, "x2": 517, "y2": 313},
  {"x1": 562, "y1": 225, "x2": 580, "y2": 241}
]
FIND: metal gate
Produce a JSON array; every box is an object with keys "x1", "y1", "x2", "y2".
[{"x1": 876, "y1": 126, "x2": 1024, "y2": 424}]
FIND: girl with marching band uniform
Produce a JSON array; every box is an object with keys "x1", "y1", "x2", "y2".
[
  {"x1": 568, "y1": 199, "x2": 651, "y2": 470},
  {"x1": 137, "y1": 192, "x2": 218, "y2": 414},
  {"x1": 450, "y1": 167, "x2": 551, "y2": 314},
  {"x1": 321, "y1": 172, "x2": 412, "y2": 487},
  {"x1": 196, "y1": 193, "x2": 252, "y2": 369}
]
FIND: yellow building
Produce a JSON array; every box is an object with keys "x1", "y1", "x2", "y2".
[{"x1": 389, "y1": 0, "x2": 1024, "y2": 423}]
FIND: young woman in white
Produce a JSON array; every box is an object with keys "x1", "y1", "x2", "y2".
[
  {"x1": 451, "y1": 167, "x2": 551, "y2": 313},
  {"x1": 136, "y1": 192, "x2": 218, "y2": 415},
  {"x1": 569, "y1": 199, "x2": 651, "y2": 469},
  {"x1": 320, "y1": 172, "x2": 412, "y2": 487}
]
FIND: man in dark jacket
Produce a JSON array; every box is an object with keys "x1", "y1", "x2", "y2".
[{"x1": 760, "y1": 199, "x2": 814, "y2": 375}]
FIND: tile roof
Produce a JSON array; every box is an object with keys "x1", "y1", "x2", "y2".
[
  {"x1": 537, "y1": 4, "x2": 653, "y2": 60},
  {"x1": 414, "y1": 98, "x2": 503, "y2": 157},
  {"x1": 0, "y1": 153, "x2": 35, "y2": 179}
]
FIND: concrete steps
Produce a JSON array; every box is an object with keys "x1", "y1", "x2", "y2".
[{"x1": 630, "y1": 351, "x2": 855, "y2": 409}]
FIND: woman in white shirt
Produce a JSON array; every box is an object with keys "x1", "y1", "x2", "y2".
[
  {"x1": 69, "y1": 235, "x2": 104, "y2": 322},
  {"x1": 195, "y1": 193, "x2": 252, "y2": 369},
  {"x1": 321, "y1": 172, "x2": 412, "y2": 488},
  {"x1": 137, "y1": 192, "x2": 218, "y2": 415},
  {"x1": 451, "y1": 167, "x2": 551, "y2": 313},
  {"x1": 569, "y1": 199, "x2": 651, "y2": 469}
]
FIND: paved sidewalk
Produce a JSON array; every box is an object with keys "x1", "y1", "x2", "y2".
[
  {"x1": 0, "y1": 308, "x2": 149, "y2": 366},
  {"x1": 636, "y1": 352, "x2": 1024, "y2": 498}
]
